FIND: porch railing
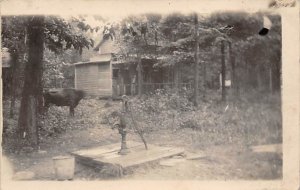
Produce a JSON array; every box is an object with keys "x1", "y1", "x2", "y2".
[
  {"x1": 116, "y1": 82, "x2": 193, "y2": 96},
  {"x1": 142, "y1": 83, "x2": 192, "y2": 94}
]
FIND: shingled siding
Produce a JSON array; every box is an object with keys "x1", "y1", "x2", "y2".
[{"x1": 75, "y1": 62, "x2": 112, "y2": 97}]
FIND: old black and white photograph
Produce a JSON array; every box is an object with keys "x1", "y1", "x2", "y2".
[{"x1": 1, "y1": 0, "x2": 299, "y2": 189}]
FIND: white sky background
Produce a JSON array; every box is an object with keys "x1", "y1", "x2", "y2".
[
  {"x1": 2, "y1": 0, "x2": 271, "y2": 16},
  {"x1": 1, "y1": 0, "x2": 276, "y2": 40}
]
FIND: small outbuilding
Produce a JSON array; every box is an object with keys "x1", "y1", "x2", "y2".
[
  {"x1": 75, "y1": 54, "x2": 114, "y2": 97},
  {"x1": 74, "y1": 31, "x2": 122, "y2": 97}
]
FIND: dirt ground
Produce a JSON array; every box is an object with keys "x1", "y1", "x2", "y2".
[{"x1": 2, "y1": 99, "x2": 282, "y2": 181}]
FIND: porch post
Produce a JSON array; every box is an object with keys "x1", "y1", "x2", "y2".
[
  {"x1": 137, "y1": 55, "x2": 143, "y2": 96},
  {"x1": 174, "y1": 62, "x2": 179, "y2": 92}
]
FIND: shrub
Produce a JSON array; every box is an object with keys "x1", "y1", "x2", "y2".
[{"x1": 126, "y1": 90, "x2": 282, "y2": 147}]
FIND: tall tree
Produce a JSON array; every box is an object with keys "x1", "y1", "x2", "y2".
[
  {"x1": 206, "y1": 12, "x2": 281, "y2": 96},
  {"x1": 220, "y1": 40, "x2": 226, "y2": 101},
  {"x1": 228, "y1": 42, "x2": 238, "y2": 97},
  {"x1": 18, "y1": 16, "x2": 45, "y2": 147},
  {"x1": 102, "y1": 12, "x2": 281, "y2": 102},
  {"x1": 9, "y1": 51, "x2": 19, "y2": 118},
  {"x1": 2, "y1": 17, "x2": 28, "y2": 118},
  {"x1": 193, "y1": 14, "x2": 199, "y2": 106},
  {"x1": 2, "y1": 15, "x2": 94, "y2": 147}
]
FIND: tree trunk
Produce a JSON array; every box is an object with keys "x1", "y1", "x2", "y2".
[
  {"x1": 9, "y1": 51, "x2": 19, "y2": 118},
  {"x1": 18, "y1": 16, "x2": 44, "y2": 148},
  {"x1": 275, "y1": 60, "x2": 281, "y2": 92},
  {"x1": 229, "y1": 43, "x2": 238, "y2": 98},
  {"x1": 256, "y1": 65, "x2": 262, "y2": 91},
  {"x1": 202, "y1": 60, "x2": 206, "y2": 99},
  {"x1": 221, "y1": 40, "x2": 226, "y2": 101},
  {"x1": 137, "y1": 54, "x2": 143, "y2": 96},
  {"x1": 229, "y1": 43, "x2": 234, "y2": 87},
  {"x1": 193, "y1": 14, "x2": 199, "y2": 106},
  {"x1": 269, "y1": 66, "x2": 273, "y2": 93}
]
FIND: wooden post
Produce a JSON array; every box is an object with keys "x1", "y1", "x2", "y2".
[
  {"x1": 137, "y1": 55, "x2": 143, "y2": 96},
  {"x1": 221, "y1": 40, "x2": 226, "y2": 102},
  {"x1": 193, "y1": 13, "x2": 199, "y2": 106}
]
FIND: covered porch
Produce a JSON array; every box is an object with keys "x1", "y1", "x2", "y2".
[{"x1": 111, "y1": 56, "x2": 193, "y2": 96}]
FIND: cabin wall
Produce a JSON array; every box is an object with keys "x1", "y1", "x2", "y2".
[
  {"x1": 97, "y1": 62, "x2": 112, "y2": 96},
  {"x1": 75, "y1": 62, "x2": 112, "y2": 97}
]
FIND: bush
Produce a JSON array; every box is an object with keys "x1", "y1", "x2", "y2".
[
  {"x1": 128, "y1": 89, "x2": 194, "y2": 131},
  {"x1": 2, "y1": 90, "x2": 282, "y2": 149},
  {"x1": 126, "y1": 89, "x2": 282, "y2": 147}
]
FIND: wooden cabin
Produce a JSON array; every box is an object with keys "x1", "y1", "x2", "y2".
[
  {"x1": 75, "y1": 53, "x2": 160, "y2": 97},
  {"x1": 75, "y1": 54, "x2": 195, "y2": 98},
  {"x1": 74, "y1": 30, "x2": 158, "y2": 98},
  {"x1": 74, "y1": 27, "x2": 194, "y2": 98},
  {"x1": 75, "y1": 54, "x2": 113, "y2": 97},
  {"x1": 74, "y1": 29, "x2": 120, "y2": 97}
]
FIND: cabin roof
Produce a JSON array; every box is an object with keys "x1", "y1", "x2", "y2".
[
  {"x1": 74, "y1": 54, "x2": 112, "y2": 66},
  {"x1": 75, "y1": 52, "x2": 168, "y2": 67}
]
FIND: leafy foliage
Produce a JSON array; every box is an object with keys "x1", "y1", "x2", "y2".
[
  {"x1": 1, "y1": 15, "x2": 96, "y2": 146},
  {"x1": 2, "y1": 15, "x2": 96, "y2": 92},
  {"x1": 127, "y1": 90, "x2": 281, "y2": 147},
  {"x1": 44, "y1": 16, "x2": 94, "y2": 54},
  {"x1": 43, "y1": 48, "x2": 83, "y2": 88},
  {"x1": 2, "y1": 16, "x2": 94, "y2": 55},
  {"x1": 1, "y1": 16, "x2": 28, "y2": 55}
]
